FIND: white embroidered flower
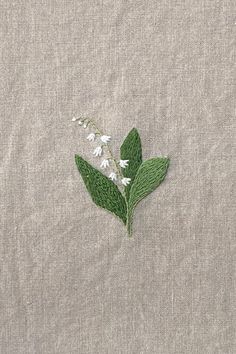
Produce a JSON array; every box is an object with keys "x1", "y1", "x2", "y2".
[
  {"x1": 100, "y1": 159, "x2": 110, "y2": 169},
  {"x1": 109, "y1": 172, "x2": 117, "y2": 181},
  {"x1": 121, "y1": 177, "x2": 131, "y2": 186},
  {"x1": 93, "y1": 146, "x2": 103, "y2": 157},
  {"x1": 83, "y1": 123, "x2": 87, "y2": 128},
  {"x1": 87, "y1": 133, "x2": 96, "y2": 142},
  {"x1": 119, "y1": 159, "x2": 129, "y2": 168},
  {"x1": 72, "y1": 117, "x2": 83, "y2": 125},
  {"x1": 100, "y1": 135, "x2": 111, "y2": 144}
]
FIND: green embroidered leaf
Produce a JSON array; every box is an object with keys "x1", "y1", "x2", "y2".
[
  {"x1": 75, "y1": 155, "x2": 127, "y2": 224},
  {"x1": 127, "y1": 157, "x2": 170, "y2": 235},
  {"x1": 120, "y1": 128, "x2": 142, "y2": 200}
]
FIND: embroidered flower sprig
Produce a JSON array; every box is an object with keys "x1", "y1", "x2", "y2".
[{"x1": 72, "y1": 117, "x2": 170, "y2": 237}]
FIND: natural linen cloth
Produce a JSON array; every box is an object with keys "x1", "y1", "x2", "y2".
[{"x1": 0, "y1": 1, "x2": 235, "y2": 353}]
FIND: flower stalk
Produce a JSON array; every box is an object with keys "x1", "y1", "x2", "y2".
[
  {"x1": 76, "y1": 117, "x2": 127, "y2": 193},
  {"x1": 73, "y1": 116, "x2": 134, "y2": 236}
]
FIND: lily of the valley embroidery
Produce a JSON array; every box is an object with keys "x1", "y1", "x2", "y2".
[{"x1": 72, "y1": 117, "x2": 170, "y2": 237}]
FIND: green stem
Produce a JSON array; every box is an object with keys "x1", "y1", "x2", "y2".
[
  {"x1": 126, "y1": 209, "x2": 133, "y2": 237},
  {"x1": 80, "y1": 118, "x2": 132, "y2": 237}
]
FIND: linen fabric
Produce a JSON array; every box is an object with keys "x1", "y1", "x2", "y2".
[{"x1": 0, "y1": 1, "x2": 235, "y2": 353}]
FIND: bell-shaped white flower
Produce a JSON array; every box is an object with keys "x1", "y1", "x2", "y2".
[
  {"x1": 87, "y1": 133, "x2": 96, "y2": 142},
  {"x1": 121, "y1": 177, "x2": 131, "y2": 186},
  {"x1": 109, "y1": 172, "x2": 117, "y2": 181},
  {"x1": 100, "y1": 159, "x2": 110, "y2": 169},
  {"x1": 93, "y1": 146, "x2": 103, "y2": 157},
  {"x1": 119, "y1": 159, "x2": 129, "y2": 168},
  {"x1": 83, "y1": 123, "x2": 87, "y2": 128},
  {"x1": 72, "y1": 117, "x2": 83, "y2": 125},
  {"x1": 100, "y1": 135, "x2": 111, "y2": 144}
]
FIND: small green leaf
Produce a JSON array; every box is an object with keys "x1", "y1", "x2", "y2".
[
  {"x1": 75, "y1": 155, "x2": 127, "y2": 224},
  {"x1": 120, "y1": 128, "x2": 142, "y2": 200},
  {"x1": 127, "y1": 157, "x2": 170, "y2": 235}
]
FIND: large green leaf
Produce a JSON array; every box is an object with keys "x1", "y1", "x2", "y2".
[
  {"x1": 127, "y1": 157, "x2": 170, "y2": 234},
  {"x1": 120, "y1": 128, "x2": 142, "y2": 200},
  {"x1": 75, "y1": 155, "x2": 127, "y2": 224}
]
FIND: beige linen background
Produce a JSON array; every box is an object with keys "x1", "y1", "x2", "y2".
[{"x1": 0, "y1": 1, "x2": 235, "y2": 353}]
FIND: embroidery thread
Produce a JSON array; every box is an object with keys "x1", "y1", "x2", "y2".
[{"x1": 73, "y1": 117, "x2": 170, "y2": 237}]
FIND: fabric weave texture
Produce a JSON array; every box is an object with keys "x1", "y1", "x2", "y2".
[{"x1": 0, "y1": 0, "x2": 235, "y2": 353}]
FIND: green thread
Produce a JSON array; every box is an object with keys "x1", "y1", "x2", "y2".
[
  {"x1": 75, "y1": 155, "x2": 127, "y2": 224},
  {"x1": 120, "y1": 128, "x2": 142, "y2": 200},
  {"x1": 74, "y1": 122, "x2": 170, "y2": 237},
  {"x1": 127, "y1": 157, "x2": 170, "y2": 236}
]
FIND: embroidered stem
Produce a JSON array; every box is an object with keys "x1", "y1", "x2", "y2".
[
  {"x1": 74, "y1": 119, "x2": 170, "y2": 238},
  {"x1": 84, "y1": 120, "x2": 132, "y2": 235},
  {"x1": 126, "y1": 209, "x2": 133, "y2": 237},
  {"x1": 85, "y1": 118, "x2": 135, "y2": 236}
]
